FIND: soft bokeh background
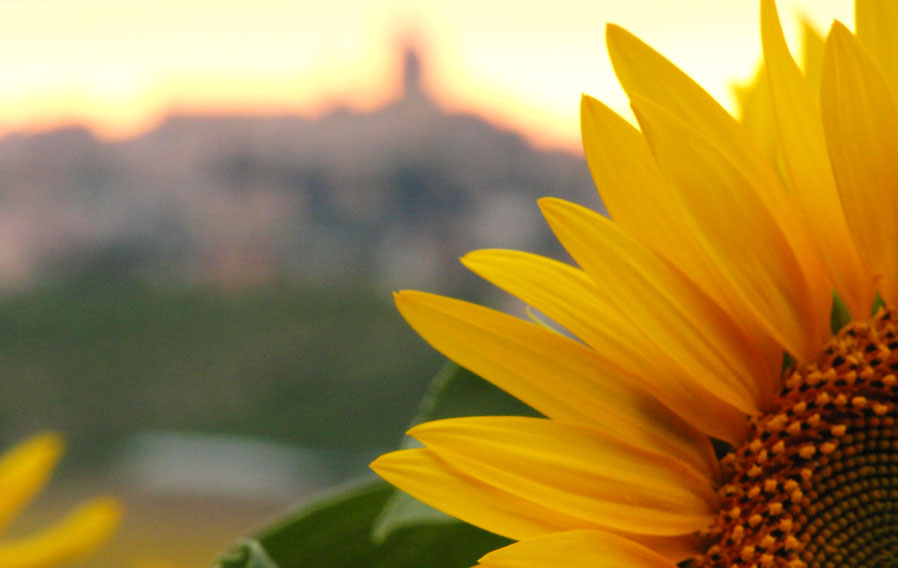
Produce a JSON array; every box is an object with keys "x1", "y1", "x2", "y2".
[{"x1": 0, "y1": 1, "x2": 850, "y2": 565}]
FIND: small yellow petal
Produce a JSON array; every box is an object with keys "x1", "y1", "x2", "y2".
[
  {"x1": 0, "y1": 433, "x2": 63, "y2": 534},
  {"x1": 0, "y1": 497, "x2": 122, "y2": 568},
  {"x1": 409, "y1": 417, "x2": 716, "y2": 536},
  {"x1": 477, "y1": 530, "x2": 678, "y2": 568},
  {"x1": 822, "y1": 22, "x2": 898, "y2": 308},
  {"x1": 760, "y1": 0, "x2": 873, "y2": 320},
  {"x1": 394, "y1": 289, "x2": 719, "y2": 474}
]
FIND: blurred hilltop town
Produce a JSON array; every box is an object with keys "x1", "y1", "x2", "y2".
[{"x1": 0, "y1": 46, "x2": 600, "y2": 292}]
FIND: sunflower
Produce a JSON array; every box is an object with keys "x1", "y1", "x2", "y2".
[
  {"x1": 372, "y1": 0, "x2": 898, "y2": 566},
  {"x1": 0, "y1": 433, "x2": 121, "y2": 567}
]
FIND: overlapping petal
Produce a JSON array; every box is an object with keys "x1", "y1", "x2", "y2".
[
  {"x1": 371, "y1": 449, "x2": 699, "y2": 561},
  {"x1": 607, "y1": 23, "x2": 831, "y2": 361},
  {"x1": 822, "y1": 22, "x2": 898, "y2": 308},
  {"x1": 761, "y1": 0, "x2": 873, "y2": 320},
  {"x1": 476, "y1": 530, "x2": 678, "y2": 568},
  {"x1": 406, "y1": 417, "x2": 716, "y2": 536},
  {"x1": 394, "y1": 290, "x2": 719, "y2": 472},
  {"x1": 855, "y1": 0, "x2": 898, "y2": 97},
  {"x1": 539, "y1": 198, "x2": 775, "y2": 419}
]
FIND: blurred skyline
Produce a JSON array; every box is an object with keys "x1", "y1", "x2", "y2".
[{"x1": 0, "y1": 0, "x2": 851, "y2": 152}]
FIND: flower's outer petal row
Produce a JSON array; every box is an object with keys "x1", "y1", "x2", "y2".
[
  {"x1": 540, "y1": 197, "x2": 773, "y2": 428},
  {"x1": 822, "y1": 22, "x2": 898, "y2": 309},
  {"x1": 855, "y1": 0, "x2": 898, "y2": 98},
  {"x1": 0, "y1": 497, "x2": 121, "y2": 568},
  {"x1": 394, "y1": 289, "x2": 720, "y2": 475},
  {"x1": 631, "y1": 95, "x2": 828, "y2": 362},
  {"x1": 408, "y1": 417, "x2": 717, "y2": 536},
  {"x1": 761, "y1": 0, "x2": 874, "y2": 320},
  {"x1": 607, "y1": 24, "x2": 831, "y2": 362},
  {"x1": 370, "y1": 449, "x2": 699, "y2": 562},
  {"x1": 476, "y1": 529, "x2": 678, "y2": 568},
  {"x1": 0, "y1": 433, "x2": 63, "y2": 535}
]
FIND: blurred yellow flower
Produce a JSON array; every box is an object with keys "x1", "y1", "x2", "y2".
[
  {"x1": 374, "y1": 0, "x2": 898, "y2": 566},
  {"x1": 0, "y1": 433, "x2": 121, "y2": 568}
]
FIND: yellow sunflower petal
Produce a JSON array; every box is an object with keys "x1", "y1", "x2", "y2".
[
  {"x1": 800, "y1": 16, "x2": 825, "y2": 100},
  {"x1": 855, "y1": 0, "x2": 898, "y2": 98},
  {"x1": 370, "y1": 449, "x2": 698, "y2": 562},
  {"x1": 0, "y1": 433, "x2": 63, "y2": 534},
  {"x1": 579, "y1": 94, "x2": 677, "y2": 247},
  {"x1": 733, "y1": 63, "x2": 779, "y2": 164},
  {"x1": 394, "y1": 289, "x2": 719, "y2": 474},
  {"x1": 630, "y1": 95, "x2": 829, "y2": 361},
  {"x1": 0, "y1": 497, "x2": 121, "y2": 568},
  {"x1": 606, "y1": 22, "x2": 830, "y2": 360},
  {"x1": 579, "y1": 94, "x2": 742, "y2": 312},
  {"x1": 760, "y1": 0, "x2": 873, "y2": 319},
  {"x1": 477, "y1": 530, "x2": 678, "y2": 568},
  {"x1": 372, "y1": 448, "x2": 564, "y2": 540},
  {"x1": 539, "y1": 197, "x2": 776, "y2": 416},
  {"x1": 605, "y1": 23, "x2": 747, "y2": 154},
  {"x1": 822, "y1": 21, "x2": 898, "y2": 308},
  {"x1": 606, "y1": 21, "x2": 796, "y2": 206},
  {"x1": 409, "y1": 417, "x2": 716, "y2": 536}
]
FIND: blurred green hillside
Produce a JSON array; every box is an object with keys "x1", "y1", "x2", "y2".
[{"x1": 0, "y1": 275, "x2": 442, "y2": 470}]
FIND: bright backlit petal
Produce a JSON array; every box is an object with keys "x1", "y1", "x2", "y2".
[
  {"x1": 606, "y1": 21, "x2": 830, "y2": 360},
  {"x1": 0, "y1": 497, "x2": 121, "y2": 568},
  {"x1": 733, "y1": 64, "x2": 779, "y2": 164},
  {"x1": 631, "y1": 95, "x2": 829, "y2": 361},
  {"x1": 477, "y1": 530, "x2": 678, "y2": 568},
  {"x1": 370, "y1": 449, "x2": 698, "y2": 561},
  {"x1": 409, "y1": 417, "x2": 716, "y2": 536},
  {"x1": 0, "y1": 433, "x2": 63, "y2": 534},
  {"x1": 580, "y1": 94, "x2": 782, "y2": 378},
  {"x1": 539, "y1": 197, "x2": 777, "y2": 414},
  {"x1": 855, "y1": 0, "x2": 898, "y2": 98},
  {"x1": 801, "y1": 16, "x2": 825, "y2": 100},
  {"x1": 394, "y1": 289, "x2": 719, "y2": 474},
  {"x1": 761, "y1": 0, "x2": 873, "y2": 319},
  {"x1": 822, "y1": 22, "x2": 898, "y2": 308},
  {"x1": 579, "y1": 95, "x2": 680, "y2": 251}
]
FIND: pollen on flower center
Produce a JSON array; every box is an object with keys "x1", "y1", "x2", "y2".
[{"x1": 696, "y1": 309, "x2": 898, "y2": 568}]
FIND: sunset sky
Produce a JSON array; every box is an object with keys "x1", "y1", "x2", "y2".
[{"x1": 0, "y1": 0, "x2": 851, "y2": 152}]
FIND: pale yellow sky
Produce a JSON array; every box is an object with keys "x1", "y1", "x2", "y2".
[{"x1": 0, "y1": 0, "x2": 852, "y2": 151}]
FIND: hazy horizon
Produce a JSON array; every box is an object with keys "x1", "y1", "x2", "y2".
[{"x1": 0, "y1": 0, "x2": 851, "y2": 153}]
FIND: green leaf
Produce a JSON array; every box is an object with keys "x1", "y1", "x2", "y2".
[
  {"x1": 214, "y1": 479, "x2": 511, "y2": 568},
  {"x1": 372, "y1": 362, "x2": 539, "y2": 541},
  {"x1": 830, "y1": 290, "x2": 852, "y2": 334}
]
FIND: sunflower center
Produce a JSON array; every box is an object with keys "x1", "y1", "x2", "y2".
[{"x1": 695, "y1": 309, "x2": 898, "y2": 568}]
